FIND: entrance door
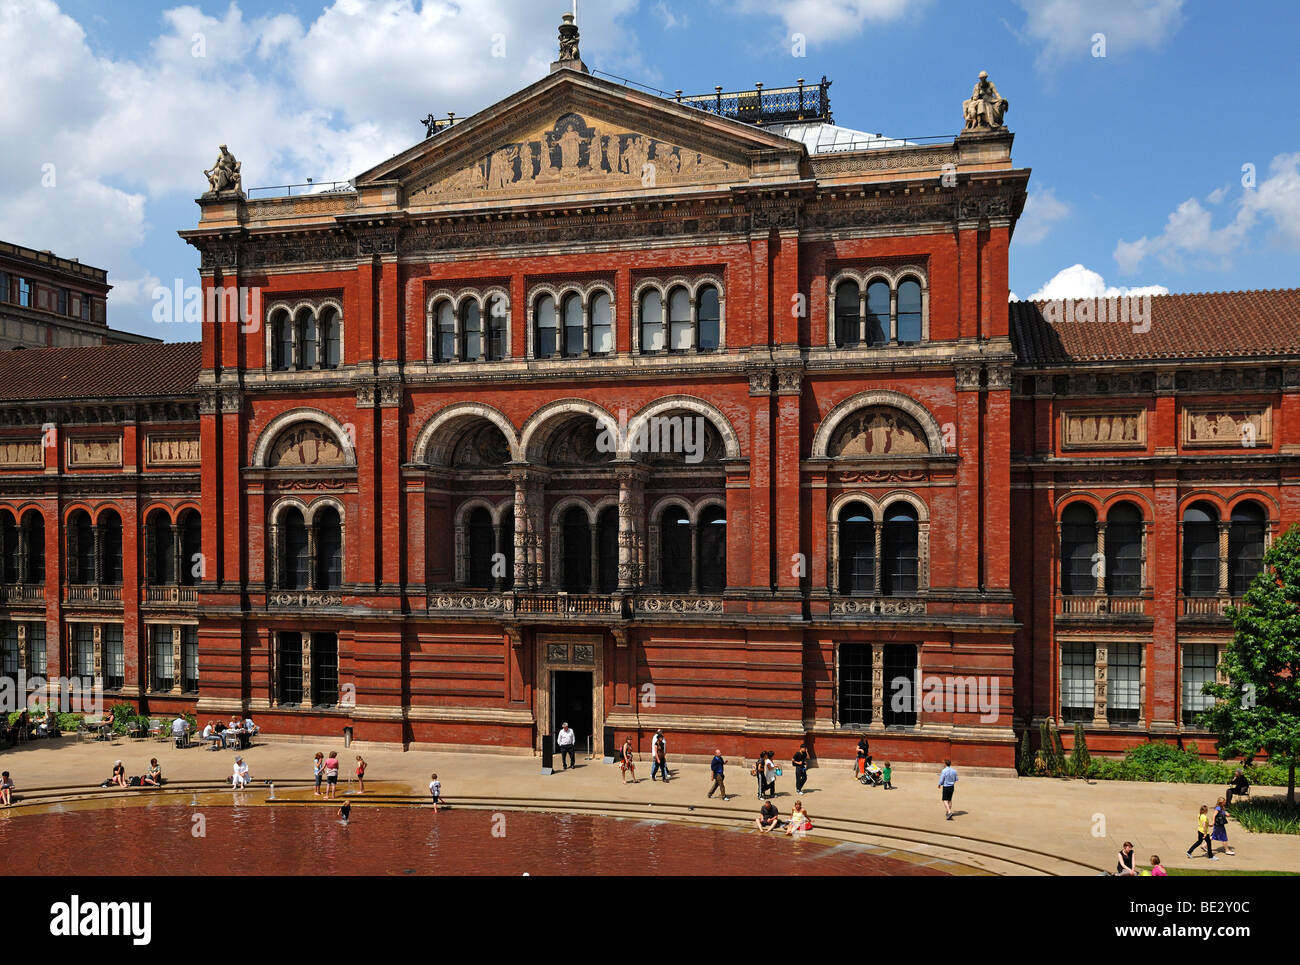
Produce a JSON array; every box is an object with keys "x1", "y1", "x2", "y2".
[{"x1": 552, "y1": 670, "x2": 593, "y2": 752}]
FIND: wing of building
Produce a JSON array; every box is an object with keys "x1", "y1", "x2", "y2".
[{"x1": 1, "y1": 18, "x2": 1295, "y2": 766}]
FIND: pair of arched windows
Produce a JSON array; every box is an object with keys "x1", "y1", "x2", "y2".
[
  {"x1": 837, "y1": 501, "x2": 919, "y2": 596},
  {"x1": 1183, "y1": 501, "x2": 1266, "y2": 597},
  {"x1": 432, "y1": 295, "x2": 508, "y2": 363},
  {"x1": 465, "y1": 507, "x2": 515, "y2": 589},
  {"x1": 1059, "y1": 502, "x2": 1144, "y2": 596},
  {"x1": 638, "y1": 284, "x2": 720, "y2": 354},
  {"x1": 270, "y1": 306, "x2": 341, "y2": 371},
  {"x1": 276, "y1": 507, "x2": 343, "y2": 591},
  {"x1": 144, "y1": 509, "x2": 202, "y2": 586},
  {"x1": 0, "y1": 511, "x2": 44, "y2": 584},
  {"x1": 66, "y1": 509, "x2": 122, "y2": 585},
  {"x1": 559, "y1": 506, "x2": 620, "y2": 593},
  {"x1": 534, "y1": 291, "x2": 614, "y2": 358},
  {"x1": 658, "y1": 504, "x2": 726, "y2": 593},
  {"x1": 832, "y1": 276, "x2": 923, "y2": 348}
]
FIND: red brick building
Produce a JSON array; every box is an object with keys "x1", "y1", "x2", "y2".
[{"x1": 2, "y1": 40, "x2": 1296, "y2": 767}]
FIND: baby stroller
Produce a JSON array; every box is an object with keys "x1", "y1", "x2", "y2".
[{"x1": 859, "y1": 761, "x2": 884, "y2": 787}]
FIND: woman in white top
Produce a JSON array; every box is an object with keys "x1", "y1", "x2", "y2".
[
  {"x1": 232, "y1": 757, "x2": 250, "y2": 789},
  {"x1": 762, "y1": 752, "x2": 777, "y2": 798}
]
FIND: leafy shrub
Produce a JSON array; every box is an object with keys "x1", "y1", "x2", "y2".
[
  {"x1": 1017, "y1": 728, "x2": 1034, "y2": 776},
  {"x1": 55, "y1": 712, "x2": 84, "y2": 732},
  {"x1": 108, "y1": 702, "x2": 139, "y2": 734},
  {"x1": 1069, "y1": 723, "x2": 1091, "y2": 777},
  {"x1": 1229, "y1": 799, "x2": 1300, "y2": 835},
  {"x1": 1053, "y1": 724, "x2": 1069, "y2": 774}
]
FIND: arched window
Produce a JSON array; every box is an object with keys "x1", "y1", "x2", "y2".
[
  {"x1": 562, "y1": 293, "x2": 584, "y2": 357},
  {"x1": 146, "y1": 511, "x2": 175, "y2": 585},
  {"x1": 315, "y1": 507, "x2": 343, "y2": 590},
  {"x1": 866, "y1": 280, "x2": 890, "y2": 346},
  {"x1": 0, "y1": 514, "x2": 16, "y2": 584},
  {"x1": 596, "y1": 506, "x2": 619, "y2": 593},
  {"x1": 68, "y1": 510, "x2": 94, "y2": 585},
  {"x1": 460, "y1": 300, "x2": 482, "y2": 361},
  {"x1": 298, "y1": 308, "x2": 318, "y2": 369},
  {"x1": 561, "y1": 506, "x2": 591, "y2": 592},
  {"x1": 698, "y1": 505, "x2": 727, "y2": 593},
  {"x1": 178, "y1": 509, "x2": 201, "y2": 586},
  {"x1": 1228, "y1": 501, "x2": 1266, "y2": 595},
  {"x1": 486, "y1": 294, "x2": 508, "y2": 361},
  {"x1": 535, "y1": 294, "x2": 558, "y2": 358},
  {"x1": 1182, "y1": 502, "x2": 1219, "y2": 597},
  {"x1": 881, "y1": 504, "x2": 919, "y2": 595},
  {"x1": 99, "y1": 510, "x2": 123, "y2": 585},
  {"x1": 834, "y1": 280, "x2": 860, "y2": 348},
  {"x1": 21, "y1": 511, "x2": 43, "y2": 583},
  {"x1": 697, "y1": 285, "x2": 720, "y2": 352},
  {"x1": 320, "y1": 307, "x2": 341, "y2": 369},
  {"x1": 1105, "y1": 502, "x2": 1144, "y2": 596},
  {"x1": 282, "y1": 509, "x2": 310, "y2": 590},
  {"x1": 660, "y1": 506, "x2": 691, "y2": 592},
  {"x1": 897, "y1": 278, "x2": 922, "y2": 344},
  {"x1": 271, "y1": 309, "x2": 293, "y2": 371},
  {"x1": 435, "y1": 300, "x2": 456, "y2": 362},
  {"x1": 467, "y1": 507, "x2": 495, "y2": 589},
  {"x1": 590, "y1": 291, "x2": 613, "y2": 356},
  {"x1": 668, "y1": 286, "x2": 691, "y2": 352},
  {"x1": 639, "y1": 289, "x2": 664, "y2": 353},
  {"x1": 1060, "y1": 503, "x2": 1097, "y2": 596},
  {"x1": 838, "y1": 502, "x2": 875, "y2": 595}
]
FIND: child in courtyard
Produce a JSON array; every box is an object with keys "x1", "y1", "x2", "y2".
[
  {"x1": 429, "y1": 773, "x2": 442, "y2": 812},
  {"x1": 882, "y1": 762, "x2": 893, "y2": 789},
  {"x1": 355, "y1": 755, "x2": 367, "y2": 793}
]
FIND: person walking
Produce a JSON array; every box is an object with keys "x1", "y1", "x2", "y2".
[
  {"x1": 556, "y1": 722, "x2": 576, "y2": 770},
  {"x1": 855, "y1": 734, "x2": 871, "y2": 780},
  {"x1": 619, "y1": 737, "x2": 636, "y2": 784},
  {"x1": 1185, "y1": 804, "x2": 1217, "y2": 859},
  {"x1": 938, "y1": 759, "x2": 958, "y2": 820},
  {"x1": 650, "y1": 730, "x2": 669, "y2": 782},
  {"x1": 762, "y1": 750, "x2": 777, "y2": 799},
  {"x1": 707, "y1": 749, "x2": 728, "y2": 800},
  {"x1": 1212, "y1": 798, "x2": 1235, "y2": 856},
  {"x1": 791, "y1": 742, "x2": 810, "y2": 794},
  {"x1": 753, "y1": 751, "x2": 767, "y2": 799}
]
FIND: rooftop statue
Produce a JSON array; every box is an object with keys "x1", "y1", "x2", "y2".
[
  {"x1": 961, "y1": 71, "x2": 1009, "y2": 132},
  {"x1": 204, "y1": 144, "x2": 242, "y2": 194}
]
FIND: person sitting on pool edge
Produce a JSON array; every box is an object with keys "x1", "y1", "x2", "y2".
[
  {"x1": 232, "y1": 757, "x2": 251, "y2": 789},
  {"x1": 755, "y1": 799, "x2": 783, "y2": 833}
]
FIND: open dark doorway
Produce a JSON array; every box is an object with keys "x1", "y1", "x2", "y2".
[{"x1": 552, "y1": 670, "x2": 593, "y2": 754}]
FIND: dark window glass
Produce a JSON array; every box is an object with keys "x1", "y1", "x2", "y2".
[
  {"x1": 562, "y1": 293, "x2": 584, "y2": 357},
  {"x1": 436, "y1": 301, "x2": 455, "y2": 361},
  {"x1": 70, "y1": 511, "x2": 95, "y2": 585},
  {"x1": 0, "y1": 515, "x2": 16, "y2": 584},
  {"x1": 273, "y1": 312, "x2": 293, "y2": 371},
  {"x1": 535, "y1": 295, "x2": 557, "y2": 358},
  {"x1": 661, "y1": 506, "x2": 691, "y2": 593},
  {"x1": 277, "y1": 632, "x2": 303, "y2": 704},
  {"x1": 182, "y1": 626, "x2": 199, "y2": 693},
  {"x1": 866, "y1": 280, "x2": 890, "y2": 345},
  {"x1": 22, "y1": 512, "x2": 44, "y2": 583},
  {"x1": 0, "y1": 271, "x2": 8, "y2": 303},
  {"x1": 461, "y1": 300, "x2": 482, "y2": 360},
  {"x1": 639, "y1": 289, "x2": 664, "y2": 353},
  {"x1": 321, "y1": 308, "x2": 341, "y2": 368},
  {"x1": 0, "y1": 623, "x2": 17, "y2": 681},
  {"x1": 698, "y1": 505, "x2": 726, "y2": 593},
  {"x1": 838, "y1": 502, "x2": 874, "y2": 595},
  {"x1": 1060, "y1": 503, "x2": 1097, "y2": 595},
  {"x1": 487, "y1": 295, "x2": 508, "y2": 360},
  {"x1": 467, "y1": 508, "x2": 495, "y2": 588},
  {"x1": 1228, "y1": 502, "x2": 1266, "y2": 595},
  {"x1": 561, "y1": 506, "x2": 591, "y2": 592},
  {"x1": 58, "y1": 288, "x2": 68, "y2": 316},
  {"x1": 838, "y1": 643, "x2": 872, "y2": 727},
  {"x1": 179, "y1": 511, "x2": 201, "y2": 586},
  {"x1": 1182, "y1": 503, "x2": 1219, "y2": 597},
  {"x1": 311, "y1": 632, "x2": 339, "y2": 706},
  {"x1": 498, "y1": 511, "x2": 514, "y2": 590},
  {"x1": 148, "y1": 512, "x2": 174, "y2": 585},
  {"x1": 883, "y1": 644, "x2": 918, "y2": 727},
  {"x1": 99, "y1": 511, "x2": 123, "y2": 585},
  {"x1": 897, "y1": 278, "x2": 922, "y2": 343},
  {"x1": 1061, "y1": 642, "x2": 1094, "y2": 722},
  {"x1": 150, "y1": 625, "x2": 172, "y2": 692},
  {"x1": 596, "y1": 507, "x2": 619, "y2": 593},
  {"x1": 697, "y1": 286, "x2": 720, "y2": 351},
  {"x1": 834, "y1": 281, "x2": 860, "y2": 348},
  {"x1": 18, "y1": 278, "x2": 31, "y2": 308},
  {"x1": 315, "y1": 508, "x2": 342, "y2": 590},
  {"x1": 1105, "y1": 502, "x2": 1143, "y2": 596},
  {"x1": 668, "y1": 287, "x2": 691, "y2": 352},
  {"x1": 881, "y1": 504, "x2": 919, "y2": 595},
  {"x1": 299, "y1": 310, "x2": 318, "y2": 369},
  {"x1": 71, "y1": 624, "x2": 95, "y2": 688},
  {"x1": 283, "y1": 510, "x2": 309, "y2": 590},
  {"x1": 26, "y1": 623, "x2": 45, "y2": 676},
  {"x1": 590, "y1": 292, "x2": 613, "y2": 356}
]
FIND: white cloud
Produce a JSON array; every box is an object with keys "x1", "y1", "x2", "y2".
[
  {"x1": 1014, "y1": 187, "x2": 1070, "y2": 245},
  {"x1": 731, "y1": 0, "x2": 922, "y2": 45},
  {"x1": 1114, "y1": 152, "x2": 1300, "y2": 273},
  {"x1": 653, "y1": 2, "x2": 688, "y2": 30},
  {"x1": 1012, "y1": 0, "x2": 1183, "y2": 70},
  {"x1": 1026, "y1": 264, "x2": 1168, "y2": 301}
]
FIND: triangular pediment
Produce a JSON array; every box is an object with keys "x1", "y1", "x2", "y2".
[{"x1": 356, "y1": 69, "x2": 807, "y2": 210}]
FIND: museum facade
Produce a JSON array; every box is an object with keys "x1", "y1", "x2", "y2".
[{"x1": 1, "y1": 25, "x2": 1296, "y2": 766}]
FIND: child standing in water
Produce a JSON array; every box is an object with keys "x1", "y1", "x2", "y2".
[
  {"x1": 355, "y1": 755, "x2": 367, "y2": 794},
  {"x1": 429, "y1": 773, "x2": 441, "y2": 813},
  {"x1": 313, "y1": 752, "x2": 325, "y2": 797}
]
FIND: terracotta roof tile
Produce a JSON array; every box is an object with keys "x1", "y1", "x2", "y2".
[
  {"x1": 0, "y1": 342, "x2": 201, "y2": 402},
  {"x1": 1010, "y1": 289, "x2": 1300, "y2": 366}
]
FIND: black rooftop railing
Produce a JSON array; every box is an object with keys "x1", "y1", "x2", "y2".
[{"x1": 675, "y1": 77, "x2": 833, "y2": 125}]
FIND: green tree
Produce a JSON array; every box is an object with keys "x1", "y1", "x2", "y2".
[
  {"x1": 1202, "y1": 523, "x2": 1300, "y2": 806},
  {"x1": 1039, "y1": 719, "x2": 1055, "y2": 775},
  {"x1": 1069, "y1": 722, "x2": 1091, "y2": 777},
  {"x1": 1018, "y1": 727, "x2": 1034, "y2": 776}
]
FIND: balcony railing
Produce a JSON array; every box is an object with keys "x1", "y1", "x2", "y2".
[
  {"x1": 514, "y1": 593, "x2": 623, "y2": 616},
  {"x1": 1, "y1": 584, "x2": 44, "y2": 604},
  {"x1": 66, "y1": 584, "x2": 122, "y2": 604},
  {"x1": 1180, "y1": 595, "x2": 1241, "y2": 620},
  {"x1": 1056, "y1": 594, "x2": 1151, "y2": 618},
  {"x1": 143, "y1": 585, "x2": 198, "y2": 606}
]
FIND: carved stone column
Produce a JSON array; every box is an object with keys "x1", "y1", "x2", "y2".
[
  {"x1": 827, "y1": 518, "x2": 840, "y2": 593},
  {"x1": 92, "y1": 624, "x2": 103, "y2": 688},
  {"x1": 589, "y1": 519, "x2": 600, "y2": 592},
  {"x1": 171, "y1": 626, "x2": 183, "y2": 695},
  {"x1": 16, "y1": 623, "x2": 26, "y2": 673},
  {"x1": 615, "y1": 463, "x2": 647, "y2": 591},
  {"x1": 1093, "y1": 645, "x2": 1109, "y2": 725},
  {"x1": 1095, "y1": 521, "x2": 1108, "y2": 597},
  {"x1": 918, "y1": 520, "x2": 931, "y2": 591},
  {"x1": 1217, "y1": 521, "x2": 1230, "y2": 595},
  {"x1": 873, "y1": 521, "x2": 883, "y2": 595},
  {"x1": 302, "y1": 634, "x2": 313, "y2": 708},
  {"x1": 870, "y1": 642, "x2": 886, "y2": 731}
]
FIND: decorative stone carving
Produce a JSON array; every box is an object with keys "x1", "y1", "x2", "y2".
[
  {"x1": 835, "y1": 469, "x2": 927, "y2": 483},
  {"x1": 633, "y1": 595, "x2": 724, "y2": 615},
  {"x1": 67, "y1": 436, "x2": 122, "y2": 468},
  {"x1": 198, "y1": 390, "x2": 220, "y2": 415},
  {"x1": 961, "y1": 71, "x2": 1009, "y2": 132},
  {"x1": 218, "y1": 388, "x2": 243, "y2": 414},
  {"x1": 828, "y1": 407, "x2": 930, "y2": 457},
  {"x1": 1062, "y1": 410, "x2": 1146, "y2": 450},
  {"x1": 572, "y1": 643, "x2": 595, "y2": 664},
  {"x1": 356, "y1": 229, "x2": 399, "y2": 257},
  {"x1": 428, "y1": 592, "x2": 509, "y2": 613},
  {"x1": 986, "y1": 363, "x2": 1015, "y2": 391},
  {"x1": 554, "y1": 12, "x2": 585, "y2": 71},
  {"x1": 748, "y1": 369, "x2": 773, "y2": 396},
  {"x1": 269, "y1": 425, "x2": 347, "y2": 467},
  {"x1": 752, "y1": 205, "x2": 799, "y2": 231},
  {"x1": 355, "y1": 385, "x2": 376, "y2": 409},
  {"x1": 0, "y1": 439, "x2": 43, "y2": 468},
  {"x1": 955, "y1": 364, "x2": 982, "y2": 391},
  {"x1": 203, "y1": 144, "x2": 242, "y2": 195},
  {"x1": 268, "y1": 592, "x2": 343, "y2": 607},
  {"x1": 378, "y1": 383, "x2": 403, "y2": 408},
  {"x1": 145, "y1": 433, "x2": 201, "y2": 466},
  {"x1": 1182, "y1": 405, "x2": 1271, "y2": 448},
  {"x1": 407, "y1": 112, "x2": 735, "y2": 204},
  {"x1": 775, "y1": 368, "x2": 803, "y2": 396},
  {"x1": 831, "y1": 599, "x2": 927, "y2": 616},
  {"x1": 449, "y1": 422, "x2": 511, "y2": 468}
]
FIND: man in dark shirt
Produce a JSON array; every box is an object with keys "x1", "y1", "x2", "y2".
[
  {"x1": 707, "y1": 749, "x2": 728, "y2": 800},
  {"x1": 792, "y1": 742, "x2": 811, "y2": 793},
  {"x1": 755, "y1": 799, "x2": 782, "y2": 832}
]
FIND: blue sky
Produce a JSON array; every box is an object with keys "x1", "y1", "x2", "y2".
[{"x1": 2, "y1": 0, "x2": 1297, "y2": 340}]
